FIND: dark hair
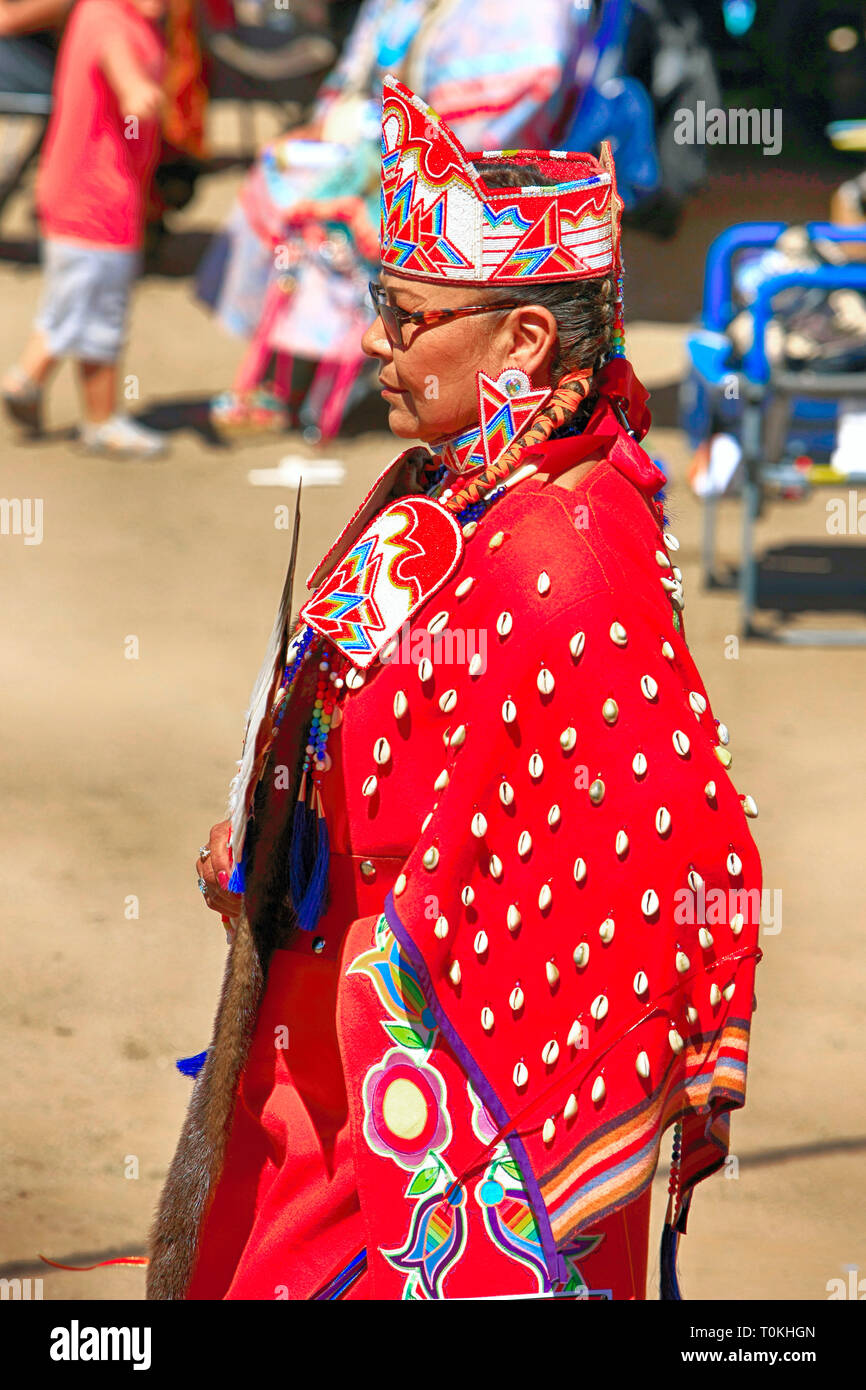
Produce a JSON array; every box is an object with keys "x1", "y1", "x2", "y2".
[{"x1": 474, "y1": 161, "x2": 616, "y2": 379}]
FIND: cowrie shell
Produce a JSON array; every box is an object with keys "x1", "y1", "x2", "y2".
[
  {"x1": 610, "y1": 621, "x2": 628, "y2": 646},
  {"x1": 471, "y1": 812, "x2": 487, "y2": 838},
  {"x1": 569, "y1": 631, "x2": 585, "y2": 660},
  {"x1": 573, "y1": 857, "x2": 587, "y2": 884},
  {"x1": 434, "y1": 916, "x2": 449, "y2": 940},
  {"x1": 427, "y1": 610, "x2": 449, "y2": 635},
  {"x1": 590, "y1": 993, "x2": 608, "y2": 1021},
  {"x1": 499, "y1": 780, "x2": 515, "y2": 806},
  {"x1": 509, "y1": 986, "x2": 524, "y2": 1012},
  {"x1": 591, "y1": 1075, "x2": 606, "y2": 1104},
  {"x1": 641, "y1": 675, "x2": 658, "y2": 701},
  {"x1": 641, "y1": 889, "x2": 659, "y2": 917},
  {"x1": 496, "y1": 611, "x2": 513, "y2": 637},
  {"x1": 599, "y1": 916, "x2": 615, "y2": 943},
  {"x1": 560, "y1": 726, "x2": 577, "y2": 752},
  {"x1": 439, "y1": 688, "x2": 458, "y2": 713},
  {"x1": 393, "y1": 690, "x2": 408, "y2": 719},
  {"x1": 542, "y1": 1039, "x2": 559, "y2": 1065},
  {"x1": 513, "y1": 1061, "x2": 528, "y2": 1087},
  {"x1": 634, "y1": 970, "x2": 649, "y2": 995},
  {"x1": 573, "y1": 942, "x2": 590, "y2": 969},
  {"x1": 633, "y1": 752, "x2": 648, "y2": 777},
  {"x1": 537, "y1": 667, "x2": 555, "y2": 695}
]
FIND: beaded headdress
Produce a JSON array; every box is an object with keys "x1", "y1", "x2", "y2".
[{"x1": 379, "y1": 76, "x2": 625, "y2": 354}]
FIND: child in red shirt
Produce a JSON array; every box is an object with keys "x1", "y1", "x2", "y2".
[{"x1": 2, "y1": 0, "x2": 169, "y2": 457}]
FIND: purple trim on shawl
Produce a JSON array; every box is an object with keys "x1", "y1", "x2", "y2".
[{"x1": 384, "y1": 890, "x2": 568, "y2": 1287}]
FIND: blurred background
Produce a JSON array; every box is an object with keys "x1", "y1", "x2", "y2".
[{"x1": 1, "y1": 0, "x2": 864, "y2": 1301}]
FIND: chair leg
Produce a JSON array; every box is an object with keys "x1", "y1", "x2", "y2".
[{"x1": 701, "y1": 490, "x2": 718, "y2": 587}]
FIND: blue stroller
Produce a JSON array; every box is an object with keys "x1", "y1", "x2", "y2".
[{"x1": 682, "y1": 221, "x2": 866, "y2": 643}]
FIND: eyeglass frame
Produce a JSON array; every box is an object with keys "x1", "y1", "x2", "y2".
[{"x1": 368, "y1": 280, "x2": 524, "y2": 349}]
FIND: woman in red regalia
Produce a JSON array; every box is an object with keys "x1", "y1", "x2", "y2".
[{"x1": 147, "y1": 78, "x2": 763, "y2": 1302}]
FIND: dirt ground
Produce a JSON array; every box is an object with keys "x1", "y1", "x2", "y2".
[{"x1": 1, "y1": 112, "x2": 864, "y2": 1301}]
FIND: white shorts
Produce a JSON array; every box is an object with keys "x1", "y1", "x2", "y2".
[{"x1": 36, "y1": 238, "x2": 141, "y2": 363}]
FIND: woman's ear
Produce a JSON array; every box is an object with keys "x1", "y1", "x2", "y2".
[{"x1": 498, "y1": 304, "x2": 558, "y2": 385}]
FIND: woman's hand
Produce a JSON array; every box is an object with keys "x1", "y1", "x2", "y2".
[{"x1": 195, "y1": 820, "x2": 244, "y2": 920}]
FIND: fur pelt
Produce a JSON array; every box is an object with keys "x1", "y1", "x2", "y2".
[{"x1": 146, "y1": 734, "x2": 304, "y2": 1299}]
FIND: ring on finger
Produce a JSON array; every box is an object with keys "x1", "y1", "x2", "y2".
[
  {"x1": 199, "y1": 846, "x2": 211, "y2": 859},
  {"x1": 198, "y1": 877, "x2": 208, "y2": 896}
]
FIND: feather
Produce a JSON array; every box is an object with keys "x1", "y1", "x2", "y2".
[{"x1": 228, "y1": 480, "x2": 303, "y2": 868}]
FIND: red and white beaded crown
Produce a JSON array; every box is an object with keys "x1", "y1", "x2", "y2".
[{"x1": 379, "y1": 76, "x2": 623, "y2": 286}]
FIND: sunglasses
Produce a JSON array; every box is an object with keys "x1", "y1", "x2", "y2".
[{"x1": 368, "y1": 281, "x2": 523, "y2": 349}]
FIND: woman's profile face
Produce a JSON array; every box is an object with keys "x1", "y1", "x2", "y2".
[{"x1": 361, "y1": 271, "x2": 518, "y2": 445}]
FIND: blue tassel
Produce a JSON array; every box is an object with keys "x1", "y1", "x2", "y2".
[
  {"x1": 227, "y1": 859, "x2": 245, "y2": 894},
  {"x1": 660, "y1": 1221, "x2": 682, "y2": 1300},
  {"x1": 295, "y1": 805, "x2": 330, "y2": 933},
  {"x1": 176, "y1": 1050, "x2": 208, "y2": 1078},
  {"x1": 289, "y1": 788, "x2": 317, "y2": 908}
]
